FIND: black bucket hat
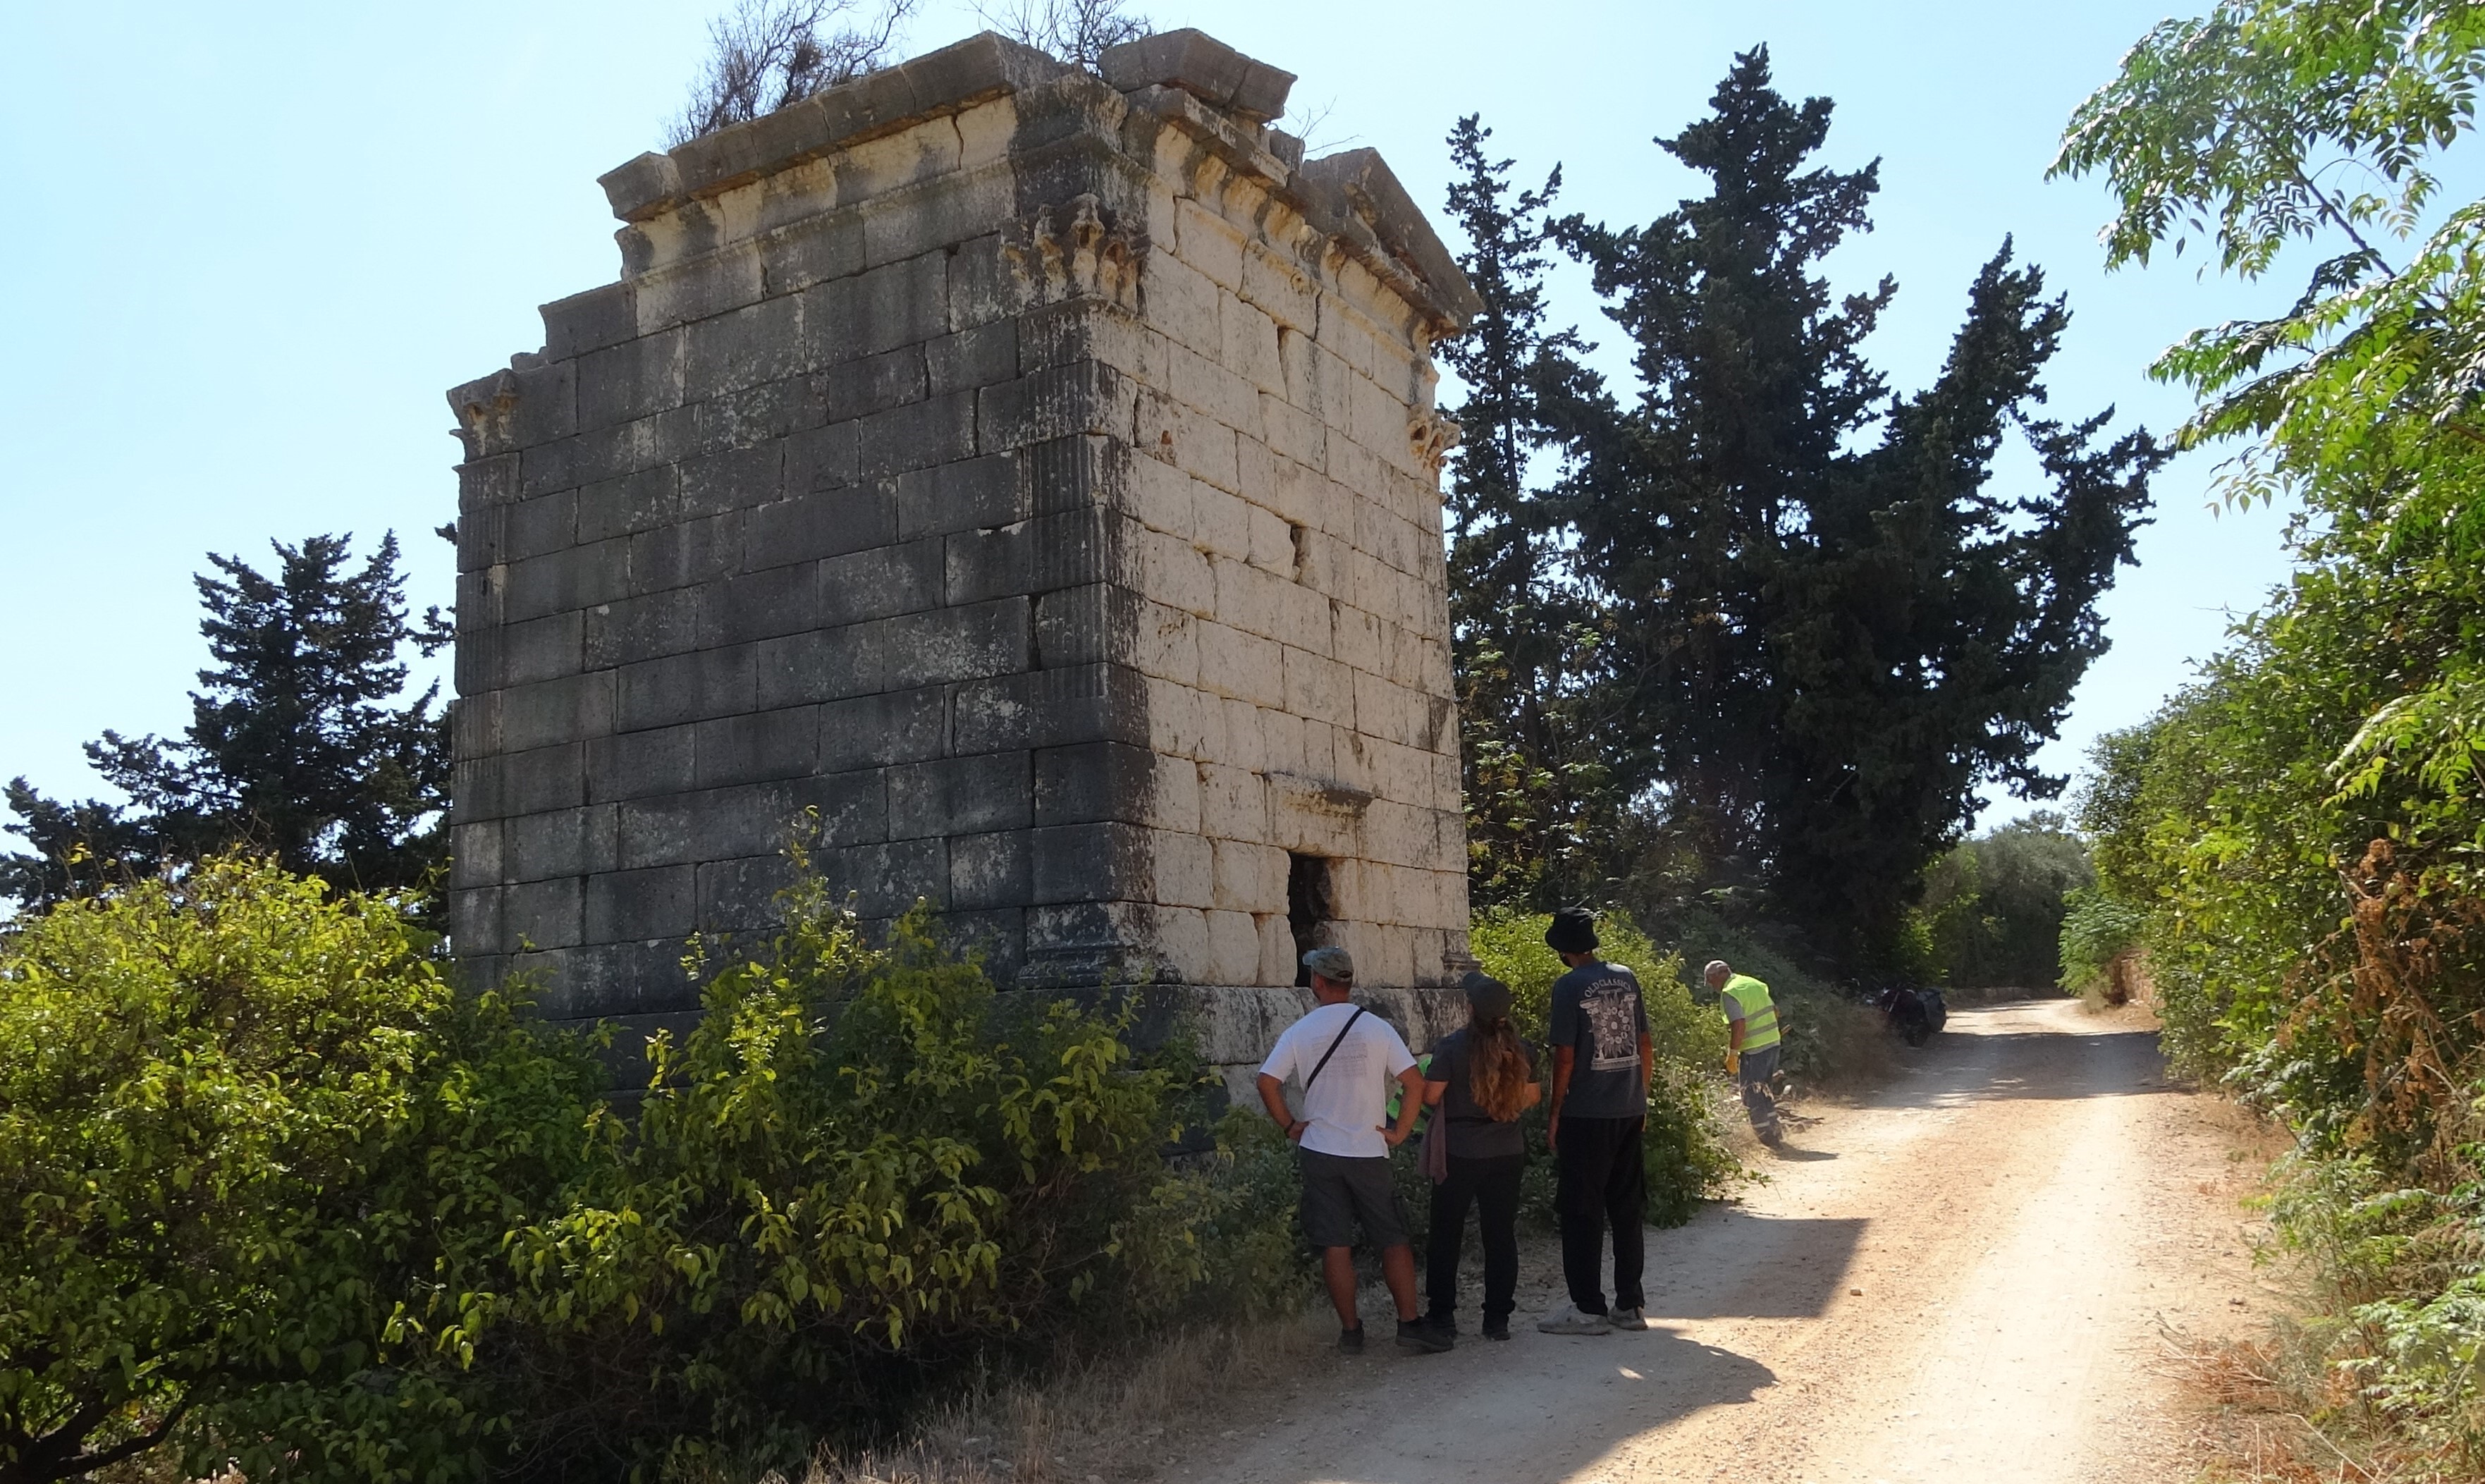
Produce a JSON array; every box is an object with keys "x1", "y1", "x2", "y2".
[{"x1": 1545, "y1": 907, "x2": 1599, "y2": 955}]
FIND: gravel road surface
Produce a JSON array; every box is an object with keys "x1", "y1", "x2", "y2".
[{"x1": 1169, "y1": 999, "x2": 2267, "y2": 1484}]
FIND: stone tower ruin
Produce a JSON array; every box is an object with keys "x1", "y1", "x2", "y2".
[{"x1": 445, "y1": 28, "x2": 1481, "y2": 1081}]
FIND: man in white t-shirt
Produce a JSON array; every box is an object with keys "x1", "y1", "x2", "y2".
[{"x1": 1255, "y1": 945, "x2": 1447, "y2": 1354}]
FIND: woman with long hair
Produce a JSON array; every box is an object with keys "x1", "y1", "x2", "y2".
[{"x1": 1418, "y1": 971, "x2": 1542, "y2": 1342}]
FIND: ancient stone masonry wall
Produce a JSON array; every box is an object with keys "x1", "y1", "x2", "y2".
[{"x1": 446, "y1": 28, "x2": 1483, "y2": 1080}]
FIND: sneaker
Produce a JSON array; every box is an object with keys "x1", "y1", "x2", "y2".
[
  {"x1": 1397, "y1": 1316, "x2": 1454, "y2": 1353},
  {"x1": 1482, "y1": 1318, "x2": 1511, "y2": 1342},
  {"x1": 1535, "y1": 1304, "x2": 1612, "y2": 1336},
  {"x1": 1338, "y1": 1323, "x2": 1364, "y2": 1354},
  {"x1": 1608, "y1": 1306, "x2": 1652, "y2": 1331}
]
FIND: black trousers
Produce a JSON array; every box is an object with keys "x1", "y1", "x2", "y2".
[
  {"x1": 1555, "y1": 1114, "x2": 1646, "y2": 1315},
  {"x1": 1424, "y1": 1150, "x2": 1526, "y2": 1324}
]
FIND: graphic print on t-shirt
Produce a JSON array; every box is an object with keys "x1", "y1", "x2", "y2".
[{"x1": 1583, "y1": 979, "x2": 1640, "y2": 1072}]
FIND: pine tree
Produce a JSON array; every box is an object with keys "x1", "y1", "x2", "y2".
[
  {"x1": 2, "y1": 534, "x2": 451, "y2": 909},
  {"x1": 1557, "y1": 49, "x2": 2165, "y2": 964}
]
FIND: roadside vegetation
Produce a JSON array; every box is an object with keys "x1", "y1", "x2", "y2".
[{"x1": 2051, "y1": 0, "x2": 2485, "y2": 1475}]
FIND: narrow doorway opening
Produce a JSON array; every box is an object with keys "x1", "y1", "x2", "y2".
[{"x1": 1287, "y1": 853, "x2": 1332, "y2": 987}]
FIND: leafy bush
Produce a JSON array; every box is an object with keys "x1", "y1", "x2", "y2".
[
  {"x1": 0, "y1": 852, "x2": 1301, "y2": 1484},
  {"x1": 0, "y1": 856, "x2": 603, "y2": 1484},
  {"x1": 2056, "y1": 887, "x2": 2145, "y2": 1000}
]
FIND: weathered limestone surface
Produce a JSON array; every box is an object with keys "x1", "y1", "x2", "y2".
[{"x1": 446, "y1": 28, "x2": 1482, "y2": 1081}]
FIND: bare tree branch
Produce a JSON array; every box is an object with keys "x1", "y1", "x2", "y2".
[
  {"x1": 974, "y1": 0, "x2": 1151, "y2": 69},
  {"x1": 666, "y1": 0, "x2": 921, "y2": 147}
]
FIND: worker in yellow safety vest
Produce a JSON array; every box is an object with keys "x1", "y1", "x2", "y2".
[{"x1": 1705, "y1": 960, "x2": 1784, "y2": 1146}]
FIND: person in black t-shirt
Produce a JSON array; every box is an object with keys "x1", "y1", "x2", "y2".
[
  {"x1": 1538, "y1": 907, "x2": 1654, "y2": 1336},
  {"x1": 1418, "y1": 971, "x2": 1542, "y2": 1342}
]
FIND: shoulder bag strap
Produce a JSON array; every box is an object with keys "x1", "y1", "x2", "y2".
[{"x1": 1301, "y1": 1005, "x2": 1368, "y2": 1092}]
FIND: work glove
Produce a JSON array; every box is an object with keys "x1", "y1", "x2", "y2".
[{"x1": 1724, "y1": 1050, "x2": 1741, "y2": 1078}]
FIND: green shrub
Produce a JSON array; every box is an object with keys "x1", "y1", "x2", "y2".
[
  {"x1": 450, "y1": 863, "x2": 1294, "y2": 1480},
  {"x1": 0, "y1": 851, "x2": 1303, "y2": 1484},
  {"x1": 0, "y1": 856, "x2": 605, "y2": 1484}
]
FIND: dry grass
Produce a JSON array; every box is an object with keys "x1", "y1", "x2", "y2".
[
  {"x1": 2159, "y1": 1325, "x2": 2435, "y2": 1484},
  {"x1": 794, "y1": 1306, "x2": 1331, "y2": 1484}
]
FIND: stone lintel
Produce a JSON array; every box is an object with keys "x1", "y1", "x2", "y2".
[
  {"x1": 1299, "y1": 149, "x2": 1487, "y2": 331},
  {"x1": 1098, "y1": 27, "x2": 1296, "y2": 124}
]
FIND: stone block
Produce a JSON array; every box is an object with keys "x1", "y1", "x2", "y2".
[
  {"x1": 945, "y1": 508, "x2": 1116, "y2": 606},
  {"x1": 952, "y1": 663, "x2": 1146, "y2": 753},
  {"x1": 1212, "y1": 838, "x2": 1284, "y2": 912},
  {"x1": 694, "y1": 705, "x2": 821, "y2": 788},
  {"x1": 699, "y1": 563, "x2": 821, "y2": 648},
  {"x1": 506, "y1": 876, "x2": 584, "y2": 951},
  {"x1": 763, "y1": 207, "x2": 866, "y2": 295},
  {"x1": 861, "y1": 163, "x2": 1016, "y2": 266},
  {"x1": 978, "y1": 362, "x2": 1136, "y2": 453},
  {"x1": 752, "y1": 625, "x2": 883, "y2": 709},
  {"x1": 542, "y1": 281, "x2": 638, "y2": 360},
  {"x1": 587, "y1": 725, "x2": 697, "y2": 803},
  {"x1": 496, "y1": 611, "x2": 582, "y2": 688},
  {"x1": 949, "y1": 830, "x2": 1033, "y2": 911},
  {"x1": 820, "y1": 537, "x2": 943, "y2": 626},
  {"x1": 1144, "y1": 750, "x2": 1203, "y2": 832},
  {"x1": 1100, "y1": 29, "x2": 1296, "y2": 125},
  {"x1": 1205, "y1": 908, "x2": 1262, "y2": 983},
  {"x1": 586, "y1": 866, "x2": 697, "y2": 943},
  {"x1": 1151, "y1": 828, "x2": 1215, "y2": 908},
  {"x1": 627, "y1": 510, "x2": 742, "y2": 598},
  {"x1": 505, "y1": 490, "x2": 577, "y2": 563},
  {"x1": 805, "y1": 252, "x2": 947, "y2": 366},
  {"x1": 1196, "y1": 761, "x2": 1268, "y2": 842},
  {"x1": 582, "y1": 587, "x2": 699, "y2": 670},
  {"x1": 504, "y1": 539, "x2": 630, "y2": 625},
  {"x1": 818, "y1": 344, "x2": 928, "y2": 423},
  {"x1": 888, "y1": 752, "x2": 1033, "y2": 838},
  {"x1": 577, "y1": 465, "x2": 682, "y2": 545},
  {"x1": 856, "y1": 390, "x2": 977, "y2": 477},
  {"x1": 926, "y1": 321, "x2": 1018, "y2": 395},
  {"x1": 685, "y1": 294, "x2": 804, "y2": 403},
  {"x1": 679, "y1": 442, "x2": 785, "y2": 519},
  {"x1": 694, "y1": 854, "x2": 794, "y2": 933},
  {"x1": 781, "y1": 420, "x2": 861, "y2": 497},
  {"x1": 616, "y1": 645, "x2": 756, "y2": 732},
  {"x1": 1282, "y1": 645, "x2": 1354, "y2": 723},
  {"x1": 825, "y1": 837, "x2": 950, "y2": 916},
  {"x1": 450, "y1": 885, "x2": 505, "y2": 957},
  {"x1": 789, "y1": 768, "x2": 892, "y2": 846},
  {"x1": 819, "y1": 686, "x2": 949, "y2": 771},
  {"x1": 1193, "y1": 621, "x2": 1284, "y2": 709},
  {"x1": 616, "y1": 781, "x2": 811, "y2": 871},
  {"x1": 502, "y1": 671, "x2": 616, "y2": 752},
  {"x1": 742, "y1": 486, "x2": 900, "y2": 575},
  {"x1": 1032, "y1": 740, "x2": 1151, "y2": 827},
  {"x1": 1031, "y1": 821, "x2": 1149, "y2": 904},
  {"x1": 507, "y1": 805, "x2": 618, "y2": 883},
  {"x1": 503, "y1": 743, "x2": 586, "y2": 817},
  {"x1": 895, "y1": 454, "x2": 1022, "y2": 540},
  {"x1": 578, "y1": 330, "x2": 685, "y2": 431},
  {"x1": 882, "y1": 598, "x2": 1030, "y2": 689},
  {"x1": 450, "y1": 819, "x2": 505, "y2": 888},
  {"x1": 1134, "y1": 388, "x2": 1240, "y2": 492}
]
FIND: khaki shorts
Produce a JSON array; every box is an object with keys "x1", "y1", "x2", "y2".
[{"x1": 1297, "y1": 1148, "x2": 1409, "y2": 1249}]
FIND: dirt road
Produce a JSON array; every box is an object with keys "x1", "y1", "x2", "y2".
[{"x1": 1174, "y1": 999, "x2": 2271, "y2": 1484}]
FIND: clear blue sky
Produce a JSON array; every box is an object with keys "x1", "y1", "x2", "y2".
[{"x1": 0, "y1": 0, "x2": 2295, "y2": 829}]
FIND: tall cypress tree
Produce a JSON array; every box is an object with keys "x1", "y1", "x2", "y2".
[
  {"x1": 3, "y1": 534, "x2": 451, "y2": 909},
  {"x1": 1437, "y1": 116, "x2": 1621, "y2": 907},
  {"x1": 1557, "y1": 49, "x2": 2165, "y2": 964}
]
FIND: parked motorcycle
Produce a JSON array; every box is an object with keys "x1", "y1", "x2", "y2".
[{"x1": 1855, "y1": 979, "x2": 1947, "y2": 1046}]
